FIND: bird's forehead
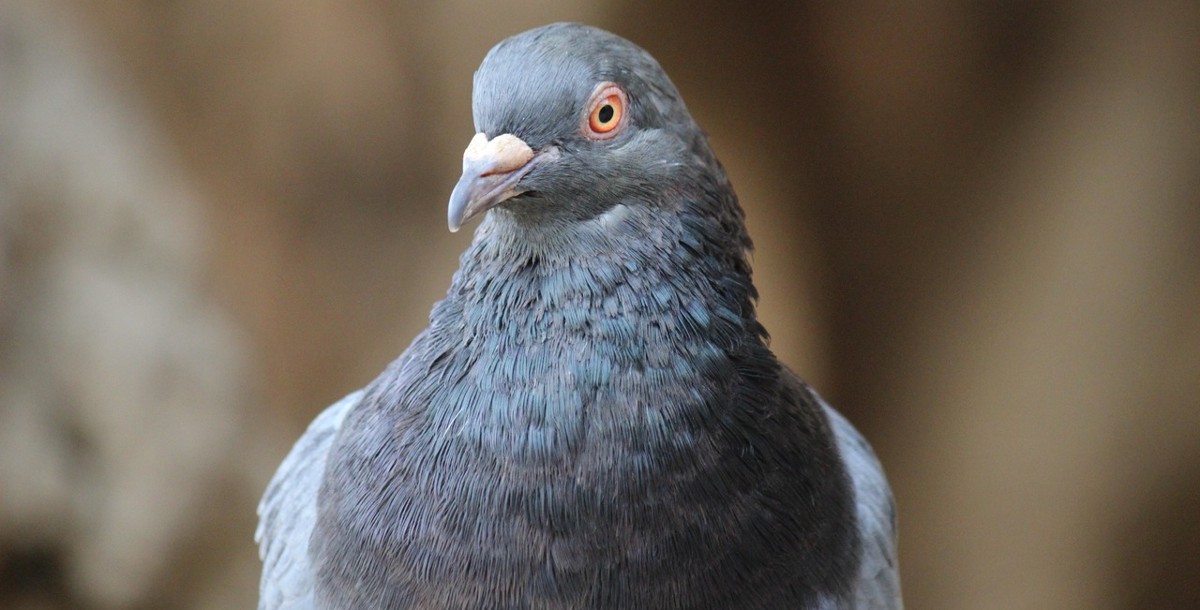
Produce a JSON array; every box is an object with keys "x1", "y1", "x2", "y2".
[
  {"x1": 468, "y1": 24, "x2": 684, "y2": 146},
  {"x1": 471, "y1": 43, "x2": 597, "y2": 138}
]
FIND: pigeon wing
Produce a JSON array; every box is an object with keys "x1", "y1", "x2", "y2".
[
  {"x1": 256, "y1": 391, "x2": 363, "y2": 610},
  {"x1": 824, "y1": 400, "x2": 903, "y2": 610}
]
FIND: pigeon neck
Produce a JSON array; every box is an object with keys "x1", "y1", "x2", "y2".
[{"x1": 445, "y1": 189, "x2": 763, "y2": 349}]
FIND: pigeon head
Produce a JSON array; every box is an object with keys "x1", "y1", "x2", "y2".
[{"x1": 447, "y1": 23, "x2": 712, "y2": 233}]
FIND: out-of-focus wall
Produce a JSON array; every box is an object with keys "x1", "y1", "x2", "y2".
[{"x1": 1, "y1": 1, "x2": 1197, "y2": 608}]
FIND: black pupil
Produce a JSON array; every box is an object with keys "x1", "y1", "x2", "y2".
[{"x1": 598, "y1": 104, "x2": 614, "y2": 124}]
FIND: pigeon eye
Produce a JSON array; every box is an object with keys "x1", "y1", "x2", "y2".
[{"x1": 584, "y1": 83, "x2": 626, "y2": 139}]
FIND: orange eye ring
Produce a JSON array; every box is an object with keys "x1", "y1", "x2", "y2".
[{"x1": 584, "y1": 83, "x2": 627, "y2": 139}]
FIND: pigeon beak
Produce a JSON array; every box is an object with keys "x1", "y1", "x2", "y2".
[{"x1": 447, "y1": 132, "x2": 554, "y2": 232}]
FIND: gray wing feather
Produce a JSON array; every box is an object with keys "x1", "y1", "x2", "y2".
[
  {"x1": 824, "y1": 402, "x2": 903, "y2": 610},
  {"x1": 256, "y1": 391, "x2": 362, "y2": 610}
]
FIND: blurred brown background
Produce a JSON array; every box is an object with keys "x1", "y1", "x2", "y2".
[{"x1": 1, "y1": 1, "x2": 1198, "y2": 608}]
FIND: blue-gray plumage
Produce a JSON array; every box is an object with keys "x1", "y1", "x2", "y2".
[{"x1": 257, "y1": 22, "x2": 901, "y2": 609}]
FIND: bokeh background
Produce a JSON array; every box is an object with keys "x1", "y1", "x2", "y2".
[{"x1": 2, "y1": 1, "x2": 1198, "y2": 608}]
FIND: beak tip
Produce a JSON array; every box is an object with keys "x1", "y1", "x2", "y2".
[{"x1": 447, "y1": 180, "x2": 469, "y2": 233}]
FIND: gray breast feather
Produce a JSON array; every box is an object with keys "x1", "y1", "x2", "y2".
[
  {"x1": 256, "y1": 391, "x2": 362, "y2": 610},
  {"x1": 256, "y1": 389, "x2": 901, "y2": 610},
  {"x1": 824, "y1": 402, "x2": 903, "y2": 610}
]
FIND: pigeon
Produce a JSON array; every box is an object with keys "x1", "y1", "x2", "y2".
[{"x1": 257, "y1": 22, "x2": 901, "y2": 610}]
